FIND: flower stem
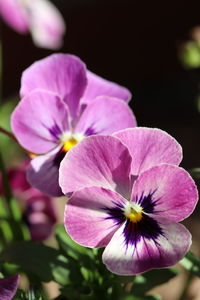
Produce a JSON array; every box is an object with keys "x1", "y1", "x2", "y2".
[
  {"x1": 0, "y1": 126, "x2": 17, "y2": 142},
  {"x1": 178, "y1": 268, "x2": 194, "y2": 300}
]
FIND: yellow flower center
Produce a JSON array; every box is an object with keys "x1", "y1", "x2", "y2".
[
  {"x1": 124, "y1": 202, "x2": 143, "y2": 223},
  {"x1": 62, "y1": 137, "x2": 78, "y2": 153}
]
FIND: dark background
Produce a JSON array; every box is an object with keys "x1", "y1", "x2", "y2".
[{"x1": 1, "y1": 0, "x2": 200, "y2": 170}]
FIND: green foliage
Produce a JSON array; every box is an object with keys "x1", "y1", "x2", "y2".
[
  {"x1": 180, "y1": 251, "x2": 200, "y2": 277},
  {"x1": 180, "y1": 41, "x2": 200, "y2": 69},
  {"x1": 0, "y1": 241, "x2": 69, "y2": 282}
]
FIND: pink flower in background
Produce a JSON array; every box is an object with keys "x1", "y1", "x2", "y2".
[
  {"x1": 0, "y1": 162, "x2": 57, "y2": 241},
  {"x1": 0, "y1": 275, "x2": 19, "y2": 300},
  {"x1": 59, "y1": 128, "x2": 198, "y2": 275},
  {"x1": 11, "y1": 54, "x2": 136, "y2": 196},
  {"x1": 0, "y1": 0, "x2": 66, "y2": 49}
]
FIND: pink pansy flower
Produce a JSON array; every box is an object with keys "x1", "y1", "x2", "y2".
[
  {"x1": 11, "y1": 54, "x2": 136, "y2": 197},
  {"x1": 0, "y1": 275, "x2": 19, "y2": 300},
  {"x1": 59, "y1": 128, "x2": 198, "y2": 275},
  {"x1": 0, "y1": 162, "x2": 57, "y2": 241},
  {"x1": 0, "y1": 0, "x2": 66, "y2": 49}
]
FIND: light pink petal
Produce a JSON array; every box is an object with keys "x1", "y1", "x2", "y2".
[
  {"x1": 102, "y1": 221, "x2": 191, "y2": 275},
  {"x1": 11, "y1": 90, "x2": 70, "y2": 154},
  {"x1": 65, "y1": 186, "x2": 126, "y2": 247},
  {"x1": 0, "y1": 275, "x2": 19, "y2": 300},
  {"x1": 81, "y1": 70, "x2": 132, "y2": 105},
  {"x1": 132, "y1": 164, "x2": 198, "y2": 222},
  {"x1": 0, "y1": 0, "x2": 29, "y2": 33},
  {"x1": 27, "y1": 146, "x2": 64, "y2": 197},
  {"x1": 20, "y1": 54, "x2": 87, "y2": 119},
  {"x1": 76, "y1": 96, "x2": 136, "y2": 136},
  {"x1": 28, "y1": 0, "x2": 66, "y2": 49},
  {"x1": 114, "y1": 128, "x2": 182, "y2": 176},
  {"x1": 59, "y1": 135, "x2": 132, "y2": 198}
]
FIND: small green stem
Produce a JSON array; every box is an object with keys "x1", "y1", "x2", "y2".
[
  {"x1": 178, "y1": 268, "x2": 194, "y2": 300},
  {"x1": 0, "y1": 126, "x2": 17, "y2": 142}
]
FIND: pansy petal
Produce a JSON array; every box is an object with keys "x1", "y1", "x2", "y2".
[
  {"x1": 102, "y1": 221, "x2": 191, "y2": 275},
  {"x1": 0, "y1": 0, "x2": 29, "y2": 33},
  {"x1": 76, "y1": 96, "x2": 136, "y2": 136},
  {"x1": 65, "y1": 186, "x2": 126, "y2": 247},
  {"x1": 27, "y1": 146, "x2": 64, "y2": 197},
  {"x1": 28, "y1": 0, "x2": 66, "y2": 50},
  {"x1": 81, "y1": 70, "x2": 132, "y2": 105},
  {"x1": 20, "y1": 54, "x2": 87, "y2": 118},
  {"x1": 132, "y1": 164, "x2": 198, "y2": 222},
  {"x1": 59, "y1": 135, "x2": 132, "y2": 198},
  {"x1": 11, "y1": 90, "x2": 70, "y2": 154},
  {"x1": 0, "y1": 275, "x2": 19, "y2": 300},
  {"x1": 114, "y1": 128, "x2": 182, "y2": 176}
]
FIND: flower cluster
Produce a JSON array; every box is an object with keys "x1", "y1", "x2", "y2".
[
  {"x1": 10, "y1": 53, "x2": 198, "y2": 277},
  {"x1": 0, "y1": 0, "x2": 66, "y2": 49},
  {"x1": 11, "y1": 54, "x2": 136, "y2": 196}
]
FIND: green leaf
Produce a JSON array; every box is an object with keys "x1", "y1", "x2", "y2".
[
  {"x1": 188, "y1": 168, "x2": 200, "y2": 180},
  {"x1": 180, "y1": 251, "x2": 200, "y2": 277},
  {"x1": 0, "y1": 241, "x2": 69, "y2": 282},
  {"x1": 55, "y1": 224, "x2": 89, "y2": 258},
  {"x1": 132, "y1": 268, "x2": 178, "y2": 295}
]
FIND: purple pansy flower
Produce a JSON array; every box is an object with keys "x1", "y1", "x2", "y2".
[
  {"x1": 59, "y1": 128, "x2": 198, "y2": 275},
  {"x1": 0, "y1": 275, "x2": 19, "y2": 300},
  {"x1": 0, "y1": 161, "x2": 57, "y2": 241},
  {"x1": 11, "y1": 54, "x2": 136, "y2": 197},
  {"x1": 0, "y1": 0, "x2": 66, "y2": 49}
]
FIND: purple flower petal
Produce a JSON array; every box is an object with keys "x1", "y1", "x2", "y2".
[
  {"x1": 0, "y1": 0, "x2": 29, "y2": 33},
  {"x1": 0, "y1": 275, "x2": 19, "y2": 300},
  {"x1": 20, "y1": 54, "x2": 87, "y2": 119},
  {"x1": 76, "y1": 96, "x2": 136, "y2": 136},
  {"x1": 27, "y1": 146, "x2": 64, "y2": 197},
  {"x1": 65, "y1": 187, "x2": 126, "y2": 247},
  {"x1": 59, "y1": 135, "x2": 132, "y2": 198},
  {"x1": 27, "y1": 0, "x2": 66, "y2": 49},
  {"x1": 132, "y1": 164, "x2": 198, "y2": 222},
  {"x1": 11, "y1": 90, "x2": 70, "y2": 154},
  {"x1": 82, "y1": 70, "x2": 132, "y2": 105},
  {"x1": 114, "y1": 128, "x2": 183, "y2": 176},
  {"x1": 102, "y1": 221, "x2": 191, "y2": 275}
]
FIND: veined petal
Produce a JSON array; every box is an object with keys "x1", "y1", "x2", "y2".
[
  {"x1": 59, "y1": 135, "x2": 132, "y2": 198},
  {"x1": 81, "y1": 70, "x2": 132, "y2": 105},
  {"x1": 131, "y1": 164, "x2": 198, "y2": 222},
  {"x1": 114, "y1": 128, "x2": 182, "y2": 176},
  {"x1": 102, "y1": 221, "x2": 191, "y2": 275},
  {"x1": 11, "y1": 90, "x2": 70, "y2": 154},
  {"x1": 0, "y1": 0, "x2": 29, "y2": 33},
  {"x1": 0, "y1": 275, "x2": 19, "y2": 300},
  {"x1": 28, "y1": 0, "x2": 66, "y2": 49},
  {"x1": 20, "y1": 54, "x2": 87, "y2": 119},
  {"x1": 76, "y1": 96, "x2": 136, "y2": 136},
  {"x1": 65, "y1": 187, "x2": 126, "y2": 248},
  {"x1": 27, "y1": 146, "x2": 64, "y2": 197}
]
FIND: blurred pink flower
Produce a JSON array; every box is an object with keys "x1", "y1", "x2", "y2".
[
  {"x1": 0, "y1": 161, "x2": 57, "y2": 241},
  {"x1": 0, "y1": 0, "x2": 66, "y2": 49}
]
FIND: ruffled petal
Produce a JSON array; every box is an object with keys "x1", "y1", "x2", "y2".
[
  {"x1": 76, "y1": 96, "x2": 136, "y2": 136},
  {"x1": 114, "y1": 128, "x2": 182, "y2": 176},
  {"x1": 102, "y1": 221, "x2": 191, "y2": 275},
  {"x1": 11, "y1": 90, "x2": 70, "y2": 154},
  {"x1": 0, "y1": 0, "x2": 29, "y2": 33},
  {"x1": 28, "y1": 0, "x2": 66, "y2": 49},
  {"x1": 59, "y1": 135, "x2": 132, "y2": 198},
  {"x1": 81, "y1": 70, "x2": 132, "y2": 105},
  {"x1": 0, "y1": 275, "x2": 19, "y2": 300},
  {"x1": 131, "y1": 164, "x2": 198, "y2": 222},
  {"x1": 27, "y1": 146, "x2": 64, "y2": 197},
  {"x1": 20, "y1": 54, "x2": 87, "y2": 119},
  {"x1": 65, "y1": 186, "x2": 126, "y2": 247}
]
